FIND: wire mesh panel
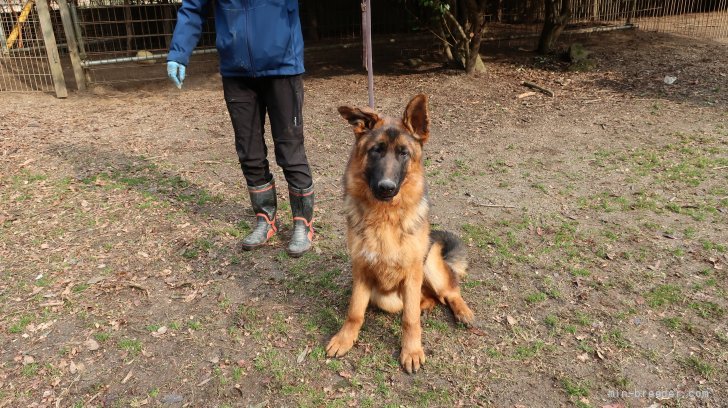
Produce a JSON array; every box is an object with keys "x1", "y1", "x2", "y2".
[
  {"x1": 478, "y1": 0, "x2": 728, "y2": 49},
  {"x1": 0, "y1": 0, "x2": 56, "y2": 92},
  {"x1": 632, "y1": 0, "x2": 728, "y2": 40},
  {"x1": 71, "y1": 0, "x2": 216, "y2": 84}
]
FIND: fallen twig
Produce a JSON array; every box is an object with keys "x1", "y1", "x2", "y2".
[
  {"x1": 471, "y1": 201, "x2": 516, "y2": 209},
  {"x1": 127, "y1": 281, "x2": 150, "y2": 296},
  {"x1": 517, "y1": 91, "x2": 537, "y2": 99},
  {"x1": 55, "y1": 375, "x2": 81, "y2": 408},
  {"x1": 85, "y1": 392, "x2": 101, "y2": 406},
  {"x1": 713, "y1": 165, "x2": 727, "y2": 170},
  {"x1": 521, "y1": 81, "x2": 554, "y2": 97}
]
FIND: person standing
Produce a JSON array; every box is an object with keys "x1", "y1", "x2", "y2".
[{"x1": 166, "y1": 0, "x2": 314, "y2": 257}]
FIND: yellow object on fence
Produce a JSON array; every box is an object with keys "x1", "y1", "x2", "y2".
[{"x1": 6, "y1": 0, "x2": 36, "y2": 50}]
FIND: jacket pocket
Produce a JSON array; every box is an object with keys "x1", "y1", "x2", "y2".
[
  {"x1": 217, "y1": 8, "x2": 251, "y2": 72},
  {"x1": 249, "y1": 3, "x2": 294, "y2": 72}
]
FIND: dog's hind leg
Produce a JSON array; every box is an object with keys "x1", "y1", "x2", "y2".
[
  {"x1": 419, "y1": 291, "x2": 438, "y2": 324},
  {"x1": 326, "y1": 270, "x2": 371, "y2": 358},
  {"x1": 423, "y1": 236, "x2": 475, "y2": 327}
]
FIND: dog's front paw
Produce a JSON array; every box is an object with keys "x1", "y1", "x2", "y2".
[
  {"x1": 400, "y1": 347, "x2": 426, "y2": 374},
  {"x1": 326, "y1": 332, "x2": 355, "y2": 357}
]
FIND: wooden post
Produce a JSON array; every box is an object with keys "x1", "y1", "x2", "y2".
[
  {"x1": 0, "y1": 17, "x2": 8, "y2": 54},
  {"x1": 57, "y1": 0, "x2": 86, "y2": 90},
  {"x1": 36, "y1": 0, "x2": 68, "y2": 98},
  {"x1": 592, "y1": 0, "x2": 599, "y2": 21}
]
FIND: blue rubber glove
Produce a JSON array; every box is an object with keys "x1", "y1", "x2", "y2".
[{"x1": 167, "y1": 61, "x2": 186, "y2": 89}]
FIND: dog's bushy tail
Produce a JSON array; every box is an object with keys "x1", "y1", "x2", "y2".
[{"x1": 430, "y1": 230, "x2": 468, "y2": 280}]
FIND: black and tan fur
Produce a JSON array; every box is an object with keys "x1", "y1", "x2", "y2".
[{"x1": 326, "y1": 94, "x2": 474, "y2": 374}]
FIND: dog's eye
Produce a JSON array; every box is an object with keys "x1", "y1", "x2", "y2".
[
  {"x1": 369, "y1": 144, "x2": 385, "y2": 155},
  {"x1": 398, "y1": 149, "x2": 409, "y2": 157}
]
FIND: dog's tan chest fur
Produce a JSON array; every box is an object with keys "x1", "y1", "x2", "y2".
[{"x1": 345, "y1": 196, "x2": 429, "y2": 291}]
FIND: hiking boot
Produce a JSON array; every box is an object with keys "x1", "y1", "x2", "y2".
[
  {"x1": 242, "y1": 180, "x2": 279, "y2": 250},
  {"x1": 287, "y1": 184, "x2": 314, "y2": 257}
]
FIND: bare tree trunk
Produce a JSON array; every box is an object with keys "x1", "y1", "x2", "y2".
[
  {"x1": 437, "y1": 21, "x2": 454, "y2": 62},
  {"x1": 432, "y1": 0, "x2": 487, "y2": 73},
  {"x1": 538, "y1": 0, "x2": 571, "y2": 54},
  {"x1": 463, "y1": 0, "x2": 487, "y2": 74}
]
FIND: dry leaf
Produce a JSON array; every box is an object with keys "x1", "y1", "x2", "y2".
[
  {"x1": 121, "y1": 370, "x2": 133, "y2": 384},
  {"x1": 85, "y1": 338, "x2": 100, "y2": 351},
  {"x1": 297, "y1": 347, "x2": 309, "y2": 364},
  {"x1": 130, "y1": 398, "x2": 149, "y2": 407},
  {"x1": 69, "y1": 361, "x2": 84, "y2": 374},
  {"x1": 576, "y1": 353, "x2": 589, "y2": 362},
  {"x1": 87, "y1": 276, "x2": 105, "y2": 285},
  {"x1": 468, "y1": 326, "x2": 486, "y2": 336},
  {"x1": 506, "y1": 315, "x2": 517, "y2": 326},
  {"x1": 183, "y1": 290, "x2": 199, "y2": 303}
]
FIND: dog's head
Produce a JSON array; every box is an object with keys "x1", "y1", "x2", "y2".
[{"x1": 338, "y1": 94, "x2": 430, "y2": 201}]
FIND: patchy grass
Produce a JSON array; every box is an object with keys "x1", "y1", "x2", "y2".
[
  {"x1": 8, "y1": 315, "x2": 33, "y2": 334},
  {"x1": 645, "y1": 285, "x2": 682, "y2": 308},
  {"x1": 2, "y1": 34, "x2": 727, "y2": 408},
  {"x1": 683, "y1": 356, "x2": 714, "y2": 378},
  {"x1": 525, "y1": 291, "x2": 548, "y2": 304},
  {"x1": 118, "y1": 338, "x2": 142, "y2": 354}
]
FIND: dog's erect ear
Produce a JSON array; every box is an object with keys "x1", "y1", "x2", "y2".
[
  {"x1": 403, "y1": 94, "x2": 429, "y2": 144},
  {"x1": 338, "y1": 106, "x2": 380, "y2": 138}
]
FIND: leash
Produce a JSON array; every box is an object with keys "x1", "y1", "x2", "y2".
[{"x1": 361, "y1": 0, "x2": 375, "y2": 108}]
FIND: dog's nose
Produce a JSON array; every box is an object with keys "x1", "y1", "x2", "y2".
[{"x1": 378, "y1": 179, "x2": 396, "y2": 193}]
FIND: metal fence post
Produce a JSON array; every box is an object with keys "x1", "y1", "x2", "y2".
[
  {"x1": 36, "y1": 0, "x2": 68, "y2": 97},
  {"x1": 68, "y1": 2, "x2": 86, "y2": 60},
  {"x1": 57, "y1": 0, "x2": 86, "y2": 90}
]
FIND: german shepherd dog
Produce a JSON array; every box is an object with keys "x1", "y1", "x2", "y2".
[{"x1": 326, "y1": 94, "x2": 474, "y2": 373}]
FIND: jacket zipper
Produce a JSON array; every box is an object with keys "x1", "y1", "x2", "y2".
[{"x1": 244, "y1": 0, "x2": 255, "y2": 75}]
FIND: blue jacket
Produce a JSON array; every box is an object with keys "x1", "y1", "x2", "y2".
[{"x1": 168, "y1": 0, "x2": 305, "y2": 77}]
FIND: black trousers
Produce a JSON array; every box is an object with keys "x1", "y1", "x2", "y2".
[{"x1": 222, "y1": 75, "x2": 313, "y2": 190}]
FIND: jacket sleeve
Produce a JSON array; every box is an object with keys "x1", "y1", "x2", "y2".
[{"x1": 167, "y1": 0, "x2": 210, "y2": 66}]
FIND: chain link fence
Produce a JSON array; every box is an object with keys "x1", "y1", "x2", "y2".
[{"x1": 1, "y1": 0, "x2": 727, "y2": 94}]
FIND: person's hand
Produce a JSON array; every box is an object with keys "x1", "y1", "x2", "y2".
[{"x1": 167, "y1": 61, "x2": 186, "y2": 89}]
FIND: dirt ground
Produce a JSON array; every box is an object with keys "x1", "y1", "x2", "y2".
[{"x1": 1, "y1": 30, "x2": 727, "y2": 408}]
